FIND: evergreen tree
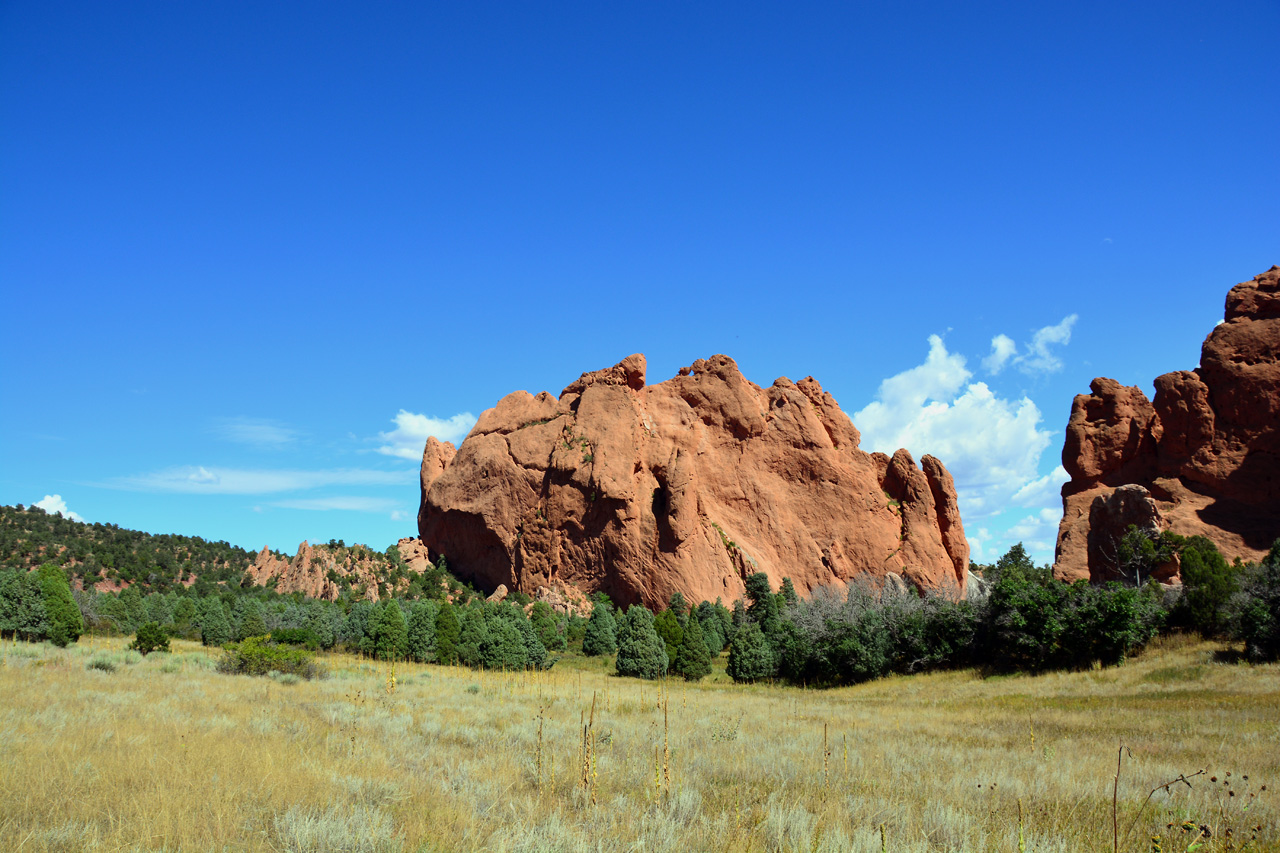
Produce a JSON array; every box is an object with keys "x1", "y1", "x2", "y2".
[
  {"x1": 14, "y1": 571, "x2": 49, "y2": 641},
  {"x1": 508, "y1": 607, "x2": 549, "y2": 669},
  {"x1": 172, "y1": 596, "x2": 197, "y2": 636},
  {"x1": 234, "y1": 597, "x2": 268, "y2": 641},
  {"x1": 615, "y1": 605, "x2": 668, "y2": 680},
  {"x1": 374, "y1": 599, "x2": 409, "y2": 660},
  {"x1": 529, "y1": 602, "x2": 565, "y2": 651},
  {"x1": 779, "y1": 577, "x2": 799, "y2": 608},
  {"x1": 581, "y1": 603, "x2": 618, "y2": 656},
  {"x1": 304, "y1": 601, "x2": 335, "y2": 649},
  {"x1": 119, "y1": 585, "x2": 147, "y2": 633},
  {"x1": 694, "y1": 600, "x2": 727, "y2": 653},
  {"x1": 1176, "y1": 536, "x2": 1238, "y2": 636},
  {"x1": 199, "y1": 597, "x2": 232, "y2": 647},
  {"x1": 1235, "y1": 540, "x2": 1280, "y2": 663},
  {"x1": 479, "y1": 617, "x2": 528, "y2": 670},
  {"x1": 456, "y1": 606, "x2": 490, "y2": 667},
  {"x1": 435, "y1": 601, "x2": 461, "y2": 664},
  {"x1": 406, "y1": 600, "x2": 439, "y2": 663},
  {"x1": 654, "y1": 608, "x2": 683, "y2": 663},
  {"x1": 37, "y1": 564, "x2": 82, "y2": 647},
  {"x1": 667, "y1": 591, "x2": 689, "y2": 627},
  {"x1": 672, "y1": 610, "x2": 712, "y2": 681},
  {"x1": 0, "y1": 569, "x2": 20, "y2": 637},
  {"x1": 727, "y1": 621, "x2": 775, "y2": 682}
]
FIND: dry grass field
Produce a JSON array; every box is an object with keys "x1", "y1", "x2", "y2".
[{"x1": 1, "y1": 633, "x2": 1277, "y2": 852}]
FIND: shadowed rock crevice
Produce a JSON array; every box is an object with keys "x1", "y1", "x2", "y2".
[{"x1": 418, "y1": 353, "x2": 969, "y2": 609}]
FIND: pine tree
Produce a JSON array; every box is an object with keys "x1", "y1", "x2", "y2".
[
  {"x1": 581, "y1": 602, "x2": 618, "y2": 656},
  {"x1": 374, "y1": 600, "x2": 409, "y2": 660},
  {"x1": 406, "y1": 600, "x2": 439, "y2": 663},
  {"x1": 615, "y1": 605, "x2": 668, "y2": 680},
  {"x1": 727, "y1": 621, "x2": 775, "y2": 683},
  {"x1": 200, "y1": 597, "x2": 232, "y2": 647},
  {"x1": 37, "y1": 564, "x2": 82, "y2": 647},
  {"x1": 234, "y1": 597, "x2": 268, "y2": 641},
  {"x1": 673, "y1": 610, "x2": 712, "y2": 681},
  {"x1": 435, "y1": 601, "x2": 461, "y2": 665},
  {"x1": 654, "y1": 608, "x2": 683, "y2": 664}
]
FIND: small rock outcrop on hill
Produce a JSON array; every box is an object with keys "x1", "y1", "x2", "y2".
[
  {"x1": 418, "y1": 354, "x2": 969, "y2": 610},
  {"x1": 1055, "y1": 266, "x2": 1280, "y2": 582},
  {"x1": 246, "y1": 539, "x2": 421, "y2": 601}
]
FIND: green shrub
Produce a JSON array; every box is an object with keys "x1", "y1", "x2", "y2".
[
  {"x1": 270, "y1": 627, "x2": 320, "y2": 650},
  {"x1": 217, "y1": 636, "x2": 325, "y2": 680},
  {"x1": 86, "y1": 655, "x2": 116, "y2": 673},
  {"x1": 129, "y1": 621, "x2": 170, "y2": 656}
]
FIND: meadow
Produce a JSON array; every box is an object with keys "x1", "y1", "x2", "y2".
[{"x1": 1, "y1": 635, "x2": 1277, "y2": 853}]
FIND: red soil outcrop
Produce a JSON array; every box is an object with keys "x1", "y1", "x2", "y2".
[
  {"x1": 1055, "y1": 266, "x2": 1280, "y2": 582},
  {"x1": 418, "y1": 354, "x2": 969, "y2": 609}
]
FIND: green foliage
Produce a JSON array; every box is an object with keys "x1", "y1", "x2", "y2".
[
  {"x1": 199, "y1": 597, "x2": 232, "y2": 647},
  {"x1": 672, "y1": 610, "x2": 712, "y2": 681},
  {"x1": 270, "y1": 627, "x2": 320, "y2": 650},
  {"x1": 1115, "y1": 526, "x2": 1182, "y2": 587},
  {"x1": 778, "y1": 577, "x2": 799, "y2": 608},
  {"x1": 435, "y1": 602, "x2": 461, "y2": 665},
  {"x1": 614, "y1": 605, "x2": 667, "y2": 680},
  {"x1": 1233, "y1": 540, "x2": 1280, "y2": 662},
  {"x1": 36, "y1": 563, "x2": 82, "y2": 647},
  {"x1": 406, "y1": 600, "x2": 439, "y2": 663},
  {"x1": 529, "y1": 601, "x2": 566, "y2": 652},
  {"x1": 653, "y1": 608, "x2": 683, "y2": 663},
  {"x1": 217, "y1": 636, "x2": 325, "y2": 679},
  {"x1": 667, "y1": 591, "x2": 689, "y2": 626},
  {"x1": 129, "y1": 621, "x2": 170, "y2": 655},
  {"x1": 581, "y1": 604, "x2": 617, "y2": 656},
  {"x1": 1175, "y1": 536, "x2": 1238, "y2": 636},
  {"x1": 233, "y1": 597, "x2": 268, "y2": 642},
  {"x1": 744, "y1": 572, "x2": 781, "y2": 635},
  {"x1": 726, "y1": 621, "x2": 774, "y2": 682},
  {"x1": 372, "y1": 600, "x2": 409, "y2": 661}
]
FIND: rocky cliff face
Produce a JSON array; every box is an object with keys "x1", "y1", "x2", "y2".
[
  {"x1": 418, "y1": 354, "x2": 969, "y2": 609},
  {"x1": 245, "y1": 539, "x2": 427, "y2": 601},
  {"x1": 1055, "y1": 266, "x2": 1280, "y2": 582}
]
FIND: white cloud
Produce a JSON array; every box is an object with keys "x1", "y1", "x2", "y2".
[
  {"x1": 1015, "y1": 315, "x2": 1077, "y2": 375},
  {"x1": 213, "y1": 417, "x2": 299, "y2": 448},
  {"x1": 982, "y1": 334, "x2": 1017, "y2": 374},
  {"x1": 272, "y1": 496, "x2": 401, "y2": 513},
  {"x1": 376, "y1": 410, "x2": 476, "y2": 460},
  {"x1": 110, "y1": 466, "x2": 414, "y2": 494},
  {"x1": 980, "y1": 315, "x2": 1078, "y2": 377},
  {"x1": 854, "y1": 336, "x2": 1052, "y2": 520},
  {"x1": 1003, "y1": 508, "x2": 1062, "y2": 557},
  {"x1": 1011, "y1": 465, "x2": 1069, "y2": 508},
  {"x1": 390, "y1": 509, "x2": 411, "y2": 522},
  {"x1": 34, "y1": 494, "x2": 84, "y2": 522}
]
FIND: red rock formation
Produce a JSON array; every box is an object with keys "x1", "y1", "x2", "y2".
[
  {"x1": 418, "y1": 354, "x2": 969, "y2": 609},
  {"x1": 1055, "y1": 267, "x2": 1280, "y2": 582},
  {"x1": 245, "y1": 541, "x2": 411, "y2": 601}
]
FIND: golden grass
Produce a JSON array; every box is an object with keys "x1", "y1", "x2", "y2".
[{"x1": 1, "y1": 632, "x2": 1277, "y2": 852}]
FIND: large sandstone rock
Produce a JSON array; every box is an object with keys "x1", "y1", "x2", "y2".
[
  {"x1": 1055, "y1": 266, "x2": 1280, "y2": 582},
  {"x1": 418, "y1": 354, "x2": 969, "y2": 609}
]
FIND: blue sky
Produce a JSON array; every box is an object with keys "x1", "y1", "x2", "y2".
[{"x1": 2, "y1": 2, "x2": 1276, "y2": 566}]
